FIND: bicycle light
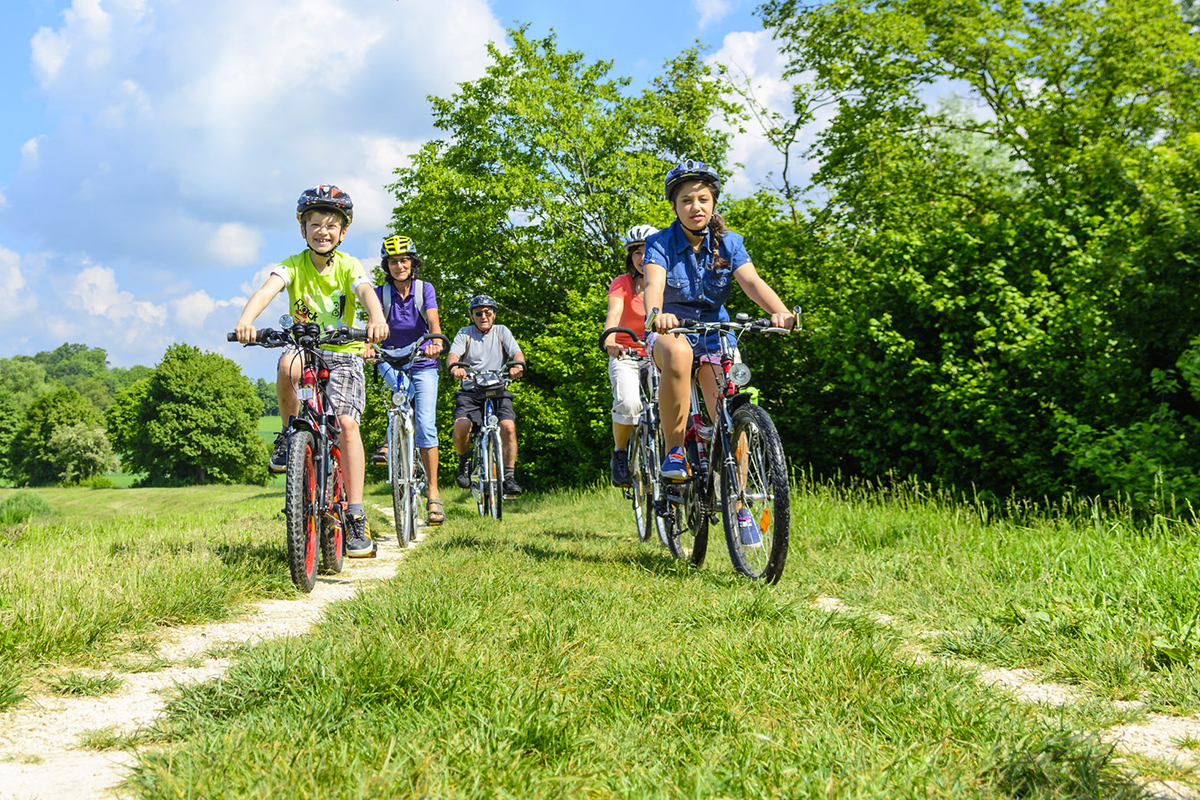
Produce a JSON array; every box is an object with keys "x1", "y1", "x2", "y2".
[
  {"x1": 730, "y1": 363, "x2": 752, "y2": 387},
  {"x1": 487, "y1": 413, "x2": 499, "y2": 427},
  {"x1": 392, "y1": 391, "x2": 406, "y2": 406}
]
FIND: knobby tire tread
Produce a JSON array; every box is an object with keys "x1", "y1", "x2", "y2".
[
  {"x1": 722, "y1": 404, "x2": 790, "y2": 583},
  {"x1": 284, "y1": 430, "x2": 319, "y2": 593}
]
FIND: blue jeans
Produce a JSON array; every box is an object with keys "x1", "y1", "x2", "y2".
[{"x1": 378, "y1": 363, "x2": 440, "y2": 449}]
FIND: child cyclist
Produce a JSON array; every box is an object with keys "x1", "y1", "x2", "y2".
[
  {"x1": 234, "y1": 184, "x2": 389, "y2": 557},
  {"x1": 600, "y1": 224, "x2": 658, "y2": 487},
  {"x1": 446, "y1": 295, "x2": 526, "y2": 497},
  {"x1": 642, "y1": 161, "x2": 796, "y2": 544},
  {"x1": 368, "y1": 234, "x2": 447, "y2": 526}
]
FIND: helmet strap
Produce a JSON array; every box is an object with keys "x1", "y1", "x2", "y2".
[{"x1": 681, "y1": 221, "x2": 708, "y2": 237}]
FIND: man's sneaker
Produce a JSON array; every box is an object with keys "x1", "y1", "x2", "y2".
[
  {"x1": 611, "y1": 449, "x2": 631, "y2": 488},
  {"x1": 660, "y1": 446, "x2": 690, "y2": 482},
  {"x1": 455, "y1": 459, "x2": 472, "y2": 489},
  {"x1": 737, "y1": 508, "x2": 763, "y2": 549},
  {"x1": 346, "y1": 514, "x2": 374, "y2": 557},
  {"x1": 503, "y1": 477, "x2": 523, "y2": 497},
  {"x1": 268, "y1": 431, "x2": 288, "y2": 474}
]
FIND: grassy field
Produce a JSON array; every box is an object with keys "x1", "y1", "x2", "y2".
[{"x1": 28, "y1": 480, "x2": 1176, "y2": 798}]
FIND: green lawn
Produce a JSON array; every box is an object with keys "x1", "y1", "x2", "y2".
[{"x1": 103, "y1": 481, "x2": 1196, "y2": 799}]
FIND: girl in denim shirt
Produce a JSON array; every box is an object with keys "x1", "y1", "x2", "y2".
[{"x1": 642, "y1": 161, "x2": 796, "y2": 483}]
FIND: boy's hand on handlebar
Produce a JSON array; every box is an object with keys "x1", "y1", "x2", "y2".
[
  {"x1": 366, "y1": 320, "x2": 389, "y2": 344},
  {"x1": 235, "y1": 323, "x2": 257, "y2": 344}
]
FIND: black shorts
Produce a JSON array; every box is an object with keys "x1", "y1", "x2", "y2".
[{"x1": 453, "y1": 390, "x2": 515, "y2": 428}]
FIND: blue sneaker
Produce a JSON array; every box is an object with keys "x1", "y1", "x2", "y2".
[
  {"x1": 737, "y1": 508, "x2": 763, "y2": 548},
  {"x1": 660, "y1": 446, "x2": 690, "y2": 482}
]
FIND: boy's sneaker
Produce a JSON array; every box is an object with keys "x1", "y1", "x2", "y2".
[
  {"x1": 660, "y1": 446, "x2": 690, "y2": 482},
  {"x1": 503, "y1": 477, "x2": 523, "y2": 497},
  {"x1": 268, "y1": 431, "x2": 288, "y2": 474},
  {"x1": 610, "y1": 449, "x2": 631, "y2": 488},
  {"x1": 346, "y1": 514, "x2": 374, "y2": 557},
  {"x1": 737, "y1": 508, "x2": 763, "y2": 549},
  {"x1": 455, "y1": 459, "x2": 472, "y2": 489}
]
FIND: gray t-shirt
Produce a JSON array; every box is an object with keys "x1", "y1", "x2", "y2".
[{"x1": 450, "y1": 323, "x2": 522, "y2": 389}]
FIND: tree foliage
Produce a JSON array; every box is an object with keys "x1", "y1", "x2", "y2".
[
  {"x1": 106, "y1": 344, "x2": 268, "y2": 486},
  {"x1": 386, "y1": 27, "x2": 737, "y2": 487},
  {"x1": 8, "y1": 388, "x2": 102, "y2": 486},
  {"x1": 751, "y1": 0, "x2": 1200, "y2": 503},
  {"x1": 48, "y1": 422, "x2": 119, "y2": 484}
]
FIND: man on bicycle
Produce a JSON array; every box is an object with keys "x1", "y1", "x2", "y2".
[{"x1": 447, "y1": 294, "x2": 526, "y2": 497}]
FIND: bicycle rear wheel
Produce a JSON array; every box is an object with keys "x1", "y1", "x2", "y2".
[
  {"x1": 487, "y1": 429, "x2": 503, "y2": 521},
  {"x1": 284, "y1": 430, "x2": 319, "y2": 593},
  {"x1": 721, "y1": 404, "x2": 790, "y2": 583},
  {"x1": 320, "y1": 446, "x2": 345, "y2": 575}
]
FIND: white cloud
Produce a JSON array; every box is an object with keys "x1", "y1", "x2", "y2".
[
  {"x1": 71, "y1": 262, "x2": 168, "y2": 325},
  {"x1": 208, "y1": 223, "x2": 265, "y2": 267},
  {"x1": 8, "y1": 0, "x2": 506, "y2": 270},
  {"x1": 174, "y1": 289, "x2": 240, "y2": 328},
  {"x1": 0, "y1": 246, "x2": 28, "y2": 317},
  {"x1": 708, "y1": 29, "x2": 827, "y2": 197},
  {"x1": 694, "y1": 0, "x2": 734, "y2": 29}
]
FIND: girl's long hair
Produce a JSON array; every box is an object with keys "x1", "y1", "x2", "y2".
[{"x1": 706, "y1": 212, "x2": 730, "y2": 271}]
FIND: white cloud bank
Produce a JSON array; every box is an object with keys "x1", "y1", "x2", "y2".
[{"x1": 1, "y1": 0, "x2": 506, "y2": 372}]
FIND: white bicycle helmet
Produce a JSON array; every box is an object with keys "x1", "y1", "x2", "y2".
[{"x1": 623, "y1": 225, "x2": 658, "y2": 250}]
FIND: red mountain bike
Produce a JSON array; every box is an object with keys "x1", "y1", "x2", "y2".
[{"x1": 228, "y1": 317, "x2": 369, "y2": 592}]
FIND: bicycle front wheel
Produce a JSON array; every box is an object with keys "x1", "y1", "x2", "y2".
[
  {"x1": 284, "y1": 430, "x2": 319, "y2": 593},
  {"x1": 487, "y1": 429, "x2": 503, "y2": 521},
  {"x1": 320, "y1": 446, "x2": 345, "y2": 575},
  {"x1": 628, "y1": 430, "x2": 651, "y2": 542},
  {"x1": 721, "y1": 404, "x2": 790, "y2": 583},
  {"x1": 392, "y1": 415, "x2": 414, "y2": 547}
]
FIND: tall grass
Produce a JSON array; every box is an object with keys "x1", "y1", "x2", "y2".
[
  {"x1": 126, "y1": 486, "x2": 1163, "y2": 799},
  {"x1": 0, "y1": 485, "x2": 298, "y2": 674}
]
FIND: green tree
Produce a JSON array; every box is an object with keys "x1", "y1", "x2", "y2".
[
  {"x1": 255, "y1": 378, "x2": 280, "y2": 417},
  {"x1": 755, "y1": 0, "x2": 1200, "y2": 501},
  {"x1": 107, "y1": 344, "x2": 267, "y2": 485},
  {"x1": 9, "y1": 388, "x2": 102, "y2": 486},
  {"x1": 48, "y1": 422, "x2": 118, "y2": 484},
  {"x1": 386, "y1": 27, "x2": 738, "y2": 487}
]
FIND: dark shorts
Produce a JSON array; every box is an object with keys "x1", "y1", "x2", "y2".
[{"x1": 454, "y1": 390, "x2": 516, "y2": 428}]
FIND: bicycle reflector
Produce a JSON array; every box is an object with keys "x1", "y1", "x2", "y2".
[
  {"x1": 317, "y1": 368, "x2": 330, "y2": 381},
  {"x1": 730, "y1": 363, "x2": 752, "y2": 387}
]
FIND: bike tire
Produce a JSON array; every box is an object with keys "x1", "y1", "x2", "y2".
[
  {"x1": 284, "y1": 430, "x2": 320, "y2": 593},
  {"x1": 628, "y1": 431, "x2": 651, "y2": 542},
  {"x1": 488, "y1": 429, "x2": 503, "y2": 521},
  {"x1": 721, "y1": 403, "x2": 790, "y2": 583},
  {"x1": 471, "y1": 438, "x2": 487, "y2": 517},
  {"x1": 319, "y1": 447, "x2": 345, "y2": 575},
  {"x1": 392, "y1": 417, "x2": 412, "y2": 547},
  {"x1": 662, "y1": 434, "x2": 708, "y2": 566},
  {"x1": 643, "y1": 416, "x2": 669, "y2": 547}
]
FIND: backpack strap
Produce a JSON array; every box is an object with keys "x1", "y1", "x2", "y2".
[{"x1": 382, "y1": 281, "x2": 428, "y2": 327}]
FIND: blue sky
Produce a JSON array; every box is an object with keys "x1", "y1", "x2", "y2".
[{"x1": 0, "y1": 0, "x2": 799, "y2": 380}]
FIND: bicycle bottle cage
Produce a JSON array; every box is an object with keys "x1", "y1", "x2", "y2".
[{"x1": 474, "y1": 371, "x2": 505, "y2": 398}]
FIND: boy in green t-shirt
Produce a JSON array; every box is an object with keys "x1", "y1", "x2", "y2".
[{"x1": 235, "y1": 185, "x2": 389, "y2": 557}]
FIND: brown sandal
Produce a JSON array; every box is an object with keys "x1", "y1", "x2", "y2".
[{"x1": 426, "y1": 499, "x2": 445, "y2": 526}]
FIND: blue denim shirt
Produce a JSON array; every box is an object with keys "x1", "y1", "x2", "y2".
[{"x1": 642, "y1": 220, "x2": 751, "y2": 322}]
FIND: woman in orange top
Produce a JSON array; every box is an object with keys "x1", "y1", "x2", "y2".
[{"x1": 600, "y1": 225, "x2": 658, "y2": 487}]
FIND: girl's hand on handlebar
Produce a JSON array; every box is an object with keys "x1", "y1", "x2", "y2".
[
  {"x1": 654, "y1": 312, "x2": 680, "y2": 335},
  {"x1": 772, "y1": 311, "x2": 797, "y2": 331},
  {"x1": 235, "y1": 323, "x2": 257, "y2": 344}
]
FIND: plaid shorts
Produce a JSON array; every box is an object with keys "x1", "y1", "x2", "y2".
[{"x1": 278, "y1": 348, "x2": 366, "y2": 423}]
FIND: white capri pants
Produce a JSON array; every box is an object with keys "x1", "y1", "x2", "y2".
[{"x1": 608, "y1": 356, "x2": 643, "y2": 426}]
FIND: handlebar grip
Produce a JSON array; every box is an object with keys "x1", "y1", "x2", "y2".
[
  {"x1": 599, "y1": 326, "x2": 641, "y2": 351},
  {"x1": 345, "y1": 327, "x2": 368, "y2": 341},
  {"x1": 226, "y1": 332, "x2": 237, "y2": 342}
]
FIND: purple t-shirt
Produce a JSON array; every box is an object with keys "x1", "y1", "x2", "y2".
[{"x1": 374, "y1": 280, "x2": 440, "y2": 371}]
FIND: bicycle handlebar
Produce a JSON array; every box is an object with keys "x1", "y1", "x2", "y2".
[
  {"x1": 599, "y1": 326, "x2": 643, "y2": 352},
  {"x1": 374, "y1": 333, "x2": 452, "y2": 366},
  {"x1": 226, "y1": 325, "x2": 368, "y2": 347}
]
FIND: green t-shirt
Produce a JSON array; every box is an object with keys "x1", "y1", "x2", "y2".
[{"x1": 271, "y1": 250, "x2": 370, "y2": 354}]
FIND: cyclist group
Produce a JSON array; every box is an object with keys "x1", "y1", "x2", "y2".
[{"x1": 233, "y1": 160, "x2": 795, "y2": 559}]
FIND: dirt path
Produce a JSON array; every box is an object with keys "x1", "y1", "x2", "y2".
[
  {"x1": 813, "y1": 596, "x2": 1200, "y2": 799},
  {"x1": 0, "y1": 505, "x2": 414, "y2": 800}
]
